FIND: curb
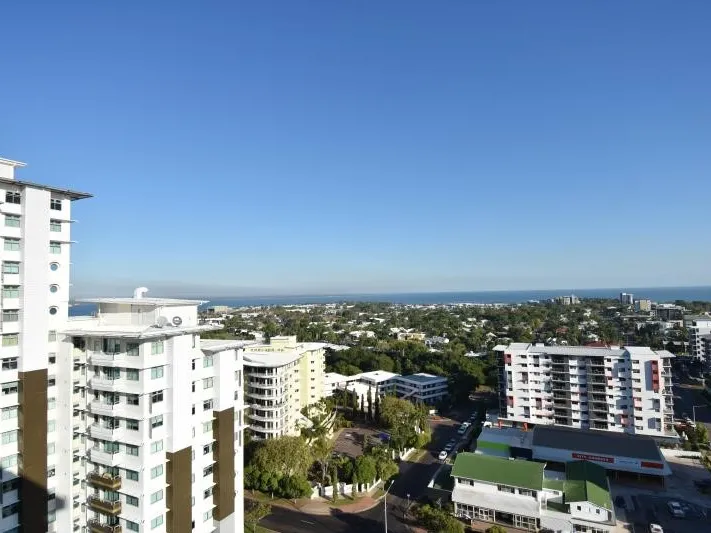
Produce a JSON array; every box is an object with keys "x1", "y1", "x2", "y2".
[{"x1": 246, "y1": 492, "x2": 384, "y2": 516}]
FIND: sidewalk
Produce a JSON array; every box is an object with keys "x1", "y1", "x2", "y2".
[{"x1": 246, "y1": 492, "x2": 383, "y2": 516}]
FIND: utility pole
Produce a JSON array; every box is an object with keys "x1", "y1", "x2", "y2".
[{"x1": 384, "y1": 480, "x2": 394, "y2": 533}]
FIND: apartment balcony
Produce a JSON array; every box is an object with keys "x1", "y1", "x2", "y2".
[
  {"x1": 88, "y1": 471, "x2": 122, "y2": 491},
  {"x1": 87, "y1": 496, "x2": 122, "y2": 515},
  {"x1": 88, "y1": 521, "x2": 122, "y2": 533}
]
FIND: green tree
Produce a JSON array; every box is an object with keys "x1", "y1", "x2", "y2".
[
  {"x1": 279, "y1": 475, "x2": 312, "y2": 500},
  {"x1": 696, "y1": 424, "x2": 709, "y2": 444},
  {"x1": 245, "y1": 501, "x2": 271, "y2": 533},
  {"x1": 312, "y1": 437, "x2": 333, "y2": 486},
  {"x1": 360, "y1": 395, "x2": 365, "y2": 419},
  {"x1": 415, "y1": 504, "x2": 464, "y2": 533},
  {"x1": 354, "y1": 455, "x2": 377, "y2": 485},
  {"x1": 485, "y1": 526, "x2": 508, "y2": 533},
  {"x1": 262, "y1": 320, "x2": 279, "y2": 342},
  {"x1": 367, "y1": 387, "x2": 373, "y2": 421},
  {"x1": 374, "y1": 394, "x2": 381, "y2": 424},
  {"x1": 251, "y1": 436, "x2": 313, "y2": 478}
]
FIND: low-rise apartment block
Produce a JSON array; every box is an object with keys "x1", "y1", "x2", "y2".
[
  {"x1": 330, "y1": 370, "x2": 449, "y2": 406},
  {"x1": 243, "y1": 336, "x2": 326, "y2": 439},
  {"x1": 62, "y1": 292, "x2": 247, "y2": 533},
  {"x1": 451, "y1": 453, "x2": 615, "y2": 533},
  {"x1": 687, "y1": 316, "x2": 711, "y2": 364},
  {"x1": 496, "y1": 343, "x2": 676, "y2": 441}
]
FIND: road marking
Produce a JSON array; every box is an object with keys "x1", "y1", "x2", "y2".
[{"x1": 301, "y1": 520, "x2": 316, "y2": 525}]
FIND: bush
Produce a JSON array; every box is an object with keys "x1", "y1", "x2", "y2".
[
  {"x1": 486, "y1": 526, "x2": 508, "y2": 533},
  {"x1": 415, "y1": 504, "x2": 465, "y2": 533},
  {"x1": 279, "y1": 475, "x2": 312, "y2": 500}
]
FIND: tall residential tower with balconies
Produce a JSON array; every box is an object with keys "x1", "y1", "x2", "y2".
[
  {"x1": 496, "y1": 343, "x2": 676, "y2": 442},
  {"x1": 0, "y1": 157, "x2": 91, "y2": 533},
  {"x1": 62, "y1": 292, "x2": 247, "y2": 533}
]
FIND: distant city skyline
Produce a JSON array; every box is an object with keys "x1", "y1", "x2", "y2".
[{"x1": 3, "y1": 2, "x2": 711, "y2": 294}]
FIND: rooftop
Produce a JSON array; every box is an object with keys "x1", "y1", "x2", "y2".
[
  {"x1": 0, "y1": 175, "x2": 92, "y2": 200},
  {"x1": 564, "y1": 461, "x2": 612, "y2": 510},
  {"x1": 398, "y1": 372, "x2": 446, "y2": 384},
  {"x1": 356, "y1": 370, "x2": 400, "y2": 382},
  {"x1": 61, "y1": 322, "x2": 216, "y2": 339},
  {"x1": 451, "y1": 453, "x2": 544, "y2": 491},
  {"x1": 81, "y1": 297, "x2": 206, "y2": 307},
  {"x1": 200, "y1": 339, "x2": 258, "y2": 353},
  {"x1": 532, "y1": 426, "x2": 664, "y2": 462}
]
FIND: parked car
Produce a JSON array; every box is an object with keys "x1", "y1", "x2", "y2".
[
  {"x1": 483, "y1": 421, "x2": 493, "y2": 428},
  {"x1": 438, "y1": 450, "x2": 448, "y2": 461},
  {"x1": 667, "y1": 501, "x2": 684, "y2": 518},
  {"x1": 649, "y1": 524, "x2": 664, "y2": 533},
  {"x1": 444, "y1": 443, "x2": 454, "y2": 452}
]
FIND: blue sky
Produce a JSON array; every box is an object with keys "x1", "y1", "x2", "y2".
[{"x1": 2, "y1": 1, "x2": 710, "y2": 296}]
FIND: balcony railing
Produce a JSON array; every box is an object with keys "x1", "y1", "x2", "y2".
[
  {"x1": 87, "y1": 496, "x2": 122, "y2": 515},
  {"x1": 88, "y1": 471, "x2": 122, "y2": 490},
  {"x1": 88, "y1": 520, "x2": 122, "y2": 533}
]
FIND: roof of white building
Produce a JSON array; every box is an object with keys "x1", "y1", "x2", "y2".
[
  {"x1": 452, "y1": 485, "x2": 540, "y2": 516},
  {"x1": 324, "y1": 372, "x2": 356, "y2": 385},
  {"x1": 0, "y1": 174, "x2": 92, "y2": 200},
  {"x1": 61, "y1": 322, "x2": 216, "y2": 339},
  {"x1": 200, "y1": 339, "x2": 258, "y2": 352},
  {"x1": 243, "y1": 350, "x2": 304, "y2": 367},
  {"x1": 356, "y1": 370, "x2": 400, "y2": 382},
  {"x1": 81, "y1": 297, "x2": 206, "y2": 306},
  {"x1": 398, "y1": 372, "x2": 447, "y2": 384}
]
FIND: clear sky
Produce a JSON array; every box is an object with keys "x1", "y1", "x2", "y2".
[{"x1": 2, "y1": 1, "x2": 710, "y2": 296}]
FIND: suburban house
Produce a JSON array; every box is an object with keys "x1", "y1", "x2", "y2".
[{"x1": 451, "y1": 453, "x2": 615, "y2": 533}]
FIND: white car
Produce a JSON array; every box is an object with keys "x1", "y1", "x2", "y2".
[
  {"x1": 438, "y1": 450, "x2": 448, "y2": 461},
  {"x1": 667, "y1": 501, "x2": 684, "y2": 518},
  {"x1": 649, "y1": 524, "x2": 664, "y2": 533}
]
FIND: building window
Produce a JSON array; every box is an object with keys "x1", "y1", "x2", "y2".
[
  {"x1": 4, "y1": 215, "x2": 20, "y2": 228},
  {"x1": 203, "y1": 355, "x2": 214, "y2": 367},
  {"x1": 126, "y1": 369, "x2": 139, "y2": 381},
  {"x1": 1, "y1": 358, "x2": 18, "y2": 370},
  {"x1": 150, "y1": 440, "x2": 163, "y2": 454},
  {"x1": 1, "y1": 407, "x2": 18, "y2": 420},
  {"x1": 1, "y1": 431, "x2": 18, "y2": 444},
  {"x1": 127, "y1": 342, "x2": 139, "y2": 356},
  {"x1": 1, "y1": 311, "x2": 18, "y2": 326},
  {"x1": 151, "y1": 465, "x2": 163, "y2": 479},
  {"x1": 48, "y1": 330, "x2": 57, "y2": 341},
  {"x1": 0, "y1": 455, "x2": 18, "y2": 468},
  {"x1": 47, "y1": 420, "x2": 55, "y2": 432},
  {"x1": 203, "y1": 377, "x2": 214, "y2": 389},
  {"x1": 2, "y1": 286, "x2": 19, "y2": 299},
  {"x1": 125, "y1": 444, "x2": 139, "y2": 456},
  {"x1": 1, "y1": 335, "x2": 19, "y2": 347},
  {"x1": 497, "y1": 484, "x2": 516, "y2": 494},
  {"x1": 2, "y1": 502, "x2": 19, "y2": 518},
  {"x1": 126, "y1": 521, "x2": 139, "y2": 532},
  {"x1": 151, "y1": 391, "x2": 163, "y2": 404},
  {"x1": 50, "y1": 262, "x2": 59, "y2": 271},
  {"x1": 203, "y1": 465, "x2": 213, "y2": 477},
  {"x1": 125, "y1": 469, "x2": 139, "y2": 481},
  {"x1": 2, "y1": 262, "x2": 19, "y2": 275},
  {"x1": 3, "y1": 239, "x2": 20, "y2": 252},
  {"x1": 150, "y1": 489, "x2": 164, "y2": 503},
  {"x1": 151, "y1": 415, "x2": 163, "y2": 429},
  {"x1": 203, "y1": 509, "x2": 213, "y2": 521},
  {"x1": 49, "y1": 242, "x2": 61, "y2": 254},
  {"x1": 126, "y1": 495, "x2": 139, "y2": 506},
  {"x1": 151, "y1": 367, "x2": 164, "y2": 379},
  {"x1": 151, "y1": 341, "x2": 164, "y2": 355},
  {"x1": 203, "y1": 421, "x2": 212, "y2": 433},
  {"x1": 151, "y1": 515, "x2": 164, "y2": 529},
  {"x1": 5, "y1": 192, "x2": 20, "y2": 204},
  {"x1": 49, "y1": 307, "x2": 58, "y2": 315},
  {"x1": 127, "y1": 394, "x2": 139, "y2": 406},
  {"x1": 126, "y1": 419, "x2": 139, "y2": 430},
  {"x1": 48, "y1": 442, "x2": 55, "y2": 454},
  {"x1": 50, "y1": 198, "x2": 62, "y2": 210},
  {"x1": 49, "y1": 220, "x2": 61, "y2": 232},
  {"x1": 2, "y1": 478, "x2": 19, "y2": 492},
  {"x1": 203, "y1": 399, "x2": 213, "y2": 411}
]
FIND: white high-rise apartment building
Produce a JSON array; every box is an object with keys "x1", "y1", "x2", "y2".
[
  {"x1": 243, "y1": 336, "x2": 326, "y2": 439},
  {"x1": 0, "y1": 157, "x2": 90, "y2": 533},
  {"x1": 496, "y1": 343, "x2": 676, "y2": 441},
  {"x1": 62, "y1": 293, "x2": 247, "y2": 533},
  {"x1": 688, "y1": 317, "x2": 711, "y2": 364}
]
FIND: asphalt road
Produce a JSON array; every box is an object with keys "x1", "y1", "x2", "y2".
[
  {"x1": 673, "y1": 379, "x2": 711, "y2": 434},
  {"x1": 261, "y1": 407, "x2": 474, "y2": 533}
]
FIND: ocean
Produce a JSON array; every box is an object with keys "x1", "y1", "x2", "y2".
[{"x1": 68, "y1": 286, "x2": 711, "y2": 316}]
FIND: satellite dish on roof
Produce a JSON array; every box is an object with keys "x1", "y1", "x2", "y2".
[{"x1": 155, "y1": 316, "x2": 169, "y2": 328}]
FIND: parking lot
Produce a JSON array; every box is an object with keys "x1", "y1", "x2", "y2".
[
  {"x1": 332, "y1": 425, "x2": 386, "y2": 458},
  {"x1": 624, "y1": 493, "x2": 711, "y2": 533}
]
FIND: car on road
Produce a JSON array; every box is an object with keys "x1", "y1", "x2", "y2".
[
  {"x1": 649, "y1": 524, "x2": 664, "y2": 533},
  {"x1": 444, "y1": 443, "x2": 454, "y2": 452},
  {"x1": 667, "y1": 500, "x2": 684, "y2": 518},
  {"x1": 483, "y1": 421, "x2": 492, "y2": 428},
  {"x1": 458, "y1": 422, "x2": 470, "y2": 435},
  {"x1": 438, "y1": 450, "x2": 448, "y2": 461},
  {"x1": 614, "y1": 496, "x2": 626, "y2": 509}
]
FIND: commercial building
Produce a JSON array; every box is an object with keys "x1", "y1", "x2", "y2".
[
  {"x1": 496, "y1": 343, "x2": 677, "y2": 441},
  {"x1": 394, "y1": 373, "x2": 448, "y2": 404},
  {"x1": 619, "y1": 293, "x2": 634, "y2": 305},
  {"x1": 451, "y1": 453, "x2": 615, "y2": 533},
  {"x1": 476, "y1": 426, "x2": 671, "y2": 482},
  {"x1": 61, "y1": 292, "x2": 247, "y2": 533},
  {"x1": 243, "y1": 336, "x2": 326, "y2": 439},
  {"x1": 687, "y1": 316, "x2": 711, "y2": 364},
  {"x1": 0, "y1": 157, "x2": 91, "y2": 532},
  {"x1": 634, "y1": 299, "x2": 652, "y2": 313}
]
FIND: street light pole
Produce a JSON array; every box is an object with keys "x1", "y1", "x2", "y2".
[
  {"x1": 384, "y1": 480, "x2": 394, "y2": 533},
  {"x1": 692, "y1": 404, "x2": 706, "y2": 425}
]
